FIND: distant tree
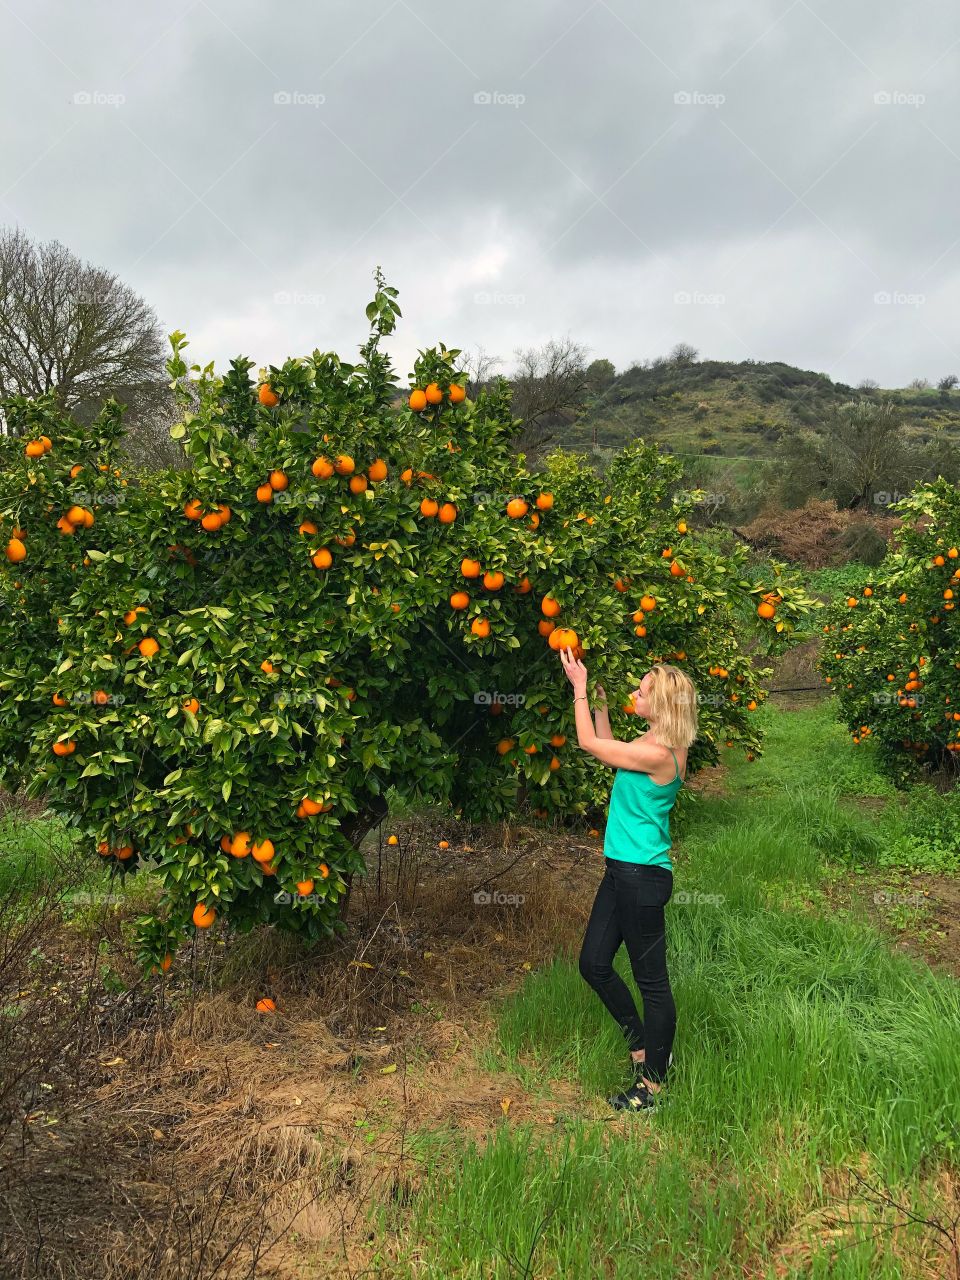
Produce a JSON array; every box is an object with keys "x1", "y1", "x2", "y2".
[
  {"x1": 907, "y1": 377, "x2": 931, "y2": 391},
  {"x1": 857, "y1": 378, "x2": 879, "y2": 391},
  {"x1": 778, "y1": 398, "x2": 929, "y2": 510},
  {"x1": 0, "y1": 227, "x2": 167, "y2": 424},
  {"x1": 669, "y1": 342, "x2": 699, "y2": 366},
  {"x1": 937, "y1": 374, "x2": 958, "y2": 391},
  {"x1": 510, "y1": 337, "x2": 589, "y2": 454},
  {"x1": 585, "y1": 358, "x2": 616, "y2": 395},
  {"x1": 461, "y1": 345, "x2": 502, "y2": 397}
]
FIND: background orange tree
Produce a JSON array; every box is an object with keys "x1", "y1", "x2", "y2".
[
  {"x1": 818, "y1": 477, "x2": 960, "y2": 785},
  {"x1": 0, "y1": 275, "x2": 817, "y2": 967}
]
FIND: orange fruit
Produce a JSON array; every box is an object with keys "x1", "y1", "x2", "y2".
[
  {"x1": 312, "y1": 456, "x2": 334, "y2": 479},
  {"x1": 201, "y1": 511, "x2": 223, "y2": 532},
  {"x1": 258, "y1": 383, "x2": 279, "y2": 407},
  {"x1": 269, "y1": 470, "x2": 289, "y2": 491},
  {"x1": 438, "y1": 502, "x2": 457, "y2": 524},
  {"x1": 367, "y1": 459, "x2": 388, "y2": 482},
  {"x1": 541, "y1": 595, "x2": 561, "y2": 617},
  {"x1": 65, "y1": 505, "x2": 86, "y2": 527},
  {"x1": 400, "y1": 467, "x2": 413, "y2": 484},
  {"x1": 757, "y1": 602, "x2": 776, "y2": 620},
  {"x1": 219, "y1": 836, "x2": 232, "y2": 852},
  {"x1": 312, "y1": 547, "x2": 333, "y2": 570},
  {"x1": 506, "y1": 498, "x2": 529, "y2": 519},
  {"x1": 449, "y1": 383, "x2": 466, "y2": 404},
  {"x1": 260, "y1": 659, "x2": 274, "y2": 674},
  {"x1": 334, "y1": 454, "x2": 355, "y2": 475},
  {"x1": 535, "y1": 493, "x2": 554, "y2": 511},
  {"x1": 92, "y1": 690, "x2": 110, "y2": 707},
  {"x1": 409, "y1": 389, "x2": 427, "y2": 412},
  {"x1": 115, "y1": 844, "x2": 134, "y2": 860},
  {"x1": 69, "y1": 464, "x2": 84, "y2": 479},
  {"x1": 483, "y1": 570, "x2": 504, "y2": 590},
  {"x1": 420, "y1": 498, "x2": 439, "y2": 517},
  {"x1": 670, "y1": 561, "x2": 685, "y2": 577},
  {"x1": 514, "y1": 577, "x2": 532, "y2": 594},
  {"x1": 497, "y1": 738, "x2": 516, "y2": 755},
  {"x1": 5, "y1": 538, "x2": 26, "y2": 563},
  {"x1": 334, "y1": 531, "x2": 356, "y2": 546},
  {"x1": 25, "y1": 440, "x2": 45, "y2": 458},
  {"x1": 182, "y1": 697, "x2": 199, "y2": 714},
  {"x1": 301, "y1": 796, "x2": 322, "y2": 815},
  {"x1": 450, "y1": 591, "x2": 470, "y2": 610},
  {"x1": 295, "y1": 802, "x2": 307, "y2": 819},
  {"x1": 52, "y1": 740, "x2": 75, "y2": 756},
  {"x1": 52, "y1": 692, "x2": 68, "y2": 706},
  {"x1": 550, "y1": 733, "x2": 566, "y2": 747},
  {"x1": 192, "y1": 902, "x2": 216, "y2": 928},
  {"x1": 425, "y1": 382, "x2": 443, "y2": 405},
  {"x1": 296, "y1": 879, "x2": 314, "y2": 896},
  {"x1": 349, "y1": 475, "x2": 368, "y2": 494},
  {"x1": 299, "y1": 520, "x2": 318, "y2": 536},
  {"x1": 614, "y1": 579, "x2": 630, "y2": 593},
  {"x1": 252, "y1": 838, "x2": 275, "y2": 864},
  {"x1": 159, "y1": 955, "x2": 173, "y2": 973},
  {"x1": 538, "y1": 620, "x2": 556, "y2": 637},
  {"x1": 461, "y1": 558, "x2": 482, "y2": 578},
  {"x1": 256, "y1": 483, "x2": 273, "y2": 503},
  {"x1": 138, "y1": 637, "x2": 159, "y2": 658},
  {"x1": 231, "y1": 832, "x2": 252, "y2": 858},
  {"x1": 56, "y1": 517, "x2": 76, "y2": 535},
  {"x1": 471, "y1": 617, "x2": 491, "y2": 637},
  {"x1": 549, "y1": 756, "x2": 561, "y2": 772},
  {"x1": 387, "y1": 835, "x2": 399, "y2": 845},
  {"x1": 635, "y1": 625, "x2": 647, "y2": 637}
]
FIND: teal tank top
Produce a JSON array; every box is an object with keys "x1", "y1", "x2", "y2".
[{"x1": 603, "y1": 748, "x2": 682, "y2": 871}]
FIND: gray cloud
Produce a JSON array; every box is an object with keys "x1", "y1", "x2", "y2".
[{"x1": 2, "y1": 0, "x2": 959, "y2": 387}]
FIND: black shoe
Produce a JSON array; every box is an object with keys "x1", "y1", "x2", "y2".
[{"x1": 607, "y1": 1081, "x2": 656, "y2": 1111}]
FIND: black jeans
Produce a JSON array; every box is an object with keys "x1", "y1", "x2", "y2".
[{"x1": 578, "y1": 858, "x2": 676, "y2": 1084}]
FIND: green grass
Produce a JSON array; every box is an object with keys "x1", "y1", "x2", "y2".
[{"x1": 393, "y1": 703, "x2": 960, "y2": 1278}]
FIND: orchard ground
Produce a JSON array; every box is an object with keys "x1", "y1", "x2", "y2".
[{"x1": 2, "y1": 681, "x2": 959, "y2": 1280}]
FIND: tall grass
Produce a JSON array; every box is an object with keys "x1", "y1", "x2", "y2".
[{"x1": 395, "y1": 704, "x2": 960, "y2": 1279}]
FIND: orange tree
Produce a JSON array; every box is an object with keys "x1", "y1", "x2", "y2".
[
  {"x1": 817, "y1": 477, "x2": 960, "y2": 786},
  {"x1": 0, "y1": 274, "x2": 817, "y2": 968}
]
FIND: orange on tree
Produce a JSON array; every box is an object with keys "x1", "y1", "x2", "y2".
[
  {"x1": 535, "y1": 492, "x2": 554, "y2": 511},
  {"x1": 450, "y1": 591, "x2": 470, "y2": 610},
  {"x1": 506, "y1": 498, "x2": 528, "y2": 519},
  {"x1": 312, "y1": 548, "x2": 333, "y2": 569},
  {"x1": 483, "y1": 570, "x2": 504, "y2": 590},
  {"x1": 368, "y1": 459, "x2": 388, "y2": 482},
  {"x1": 5, "y1": 537, "x2": 26, "y2": 563},
  {"x1": 256, "y1": 483, "x2": 274, "y2": 503},
  {"x1": 269, "y1": 470, "x2": 289, "y2": 491},
  {"x1": 471, "y1": 617, "x2": 491, "y2": 637},
  {"x1": 334, "y1": 454, "x2": 355, "y2": 475},
  {"x1": 409, "y1": 389, "x2": 427, "y2": 412},
  {"x1": 449, "y1": 383, "x2": 466, "y2": 404},
  {"x1": 258, "y1": 383, "x2": 279, "y2": 407},
  {"x1": 425, "y1": 382, "x2": 443, "y2": 405},
  {"x1": 438, "y1": 502, "x2": 457, "y2": 524},
  {"x1": 312, "y1": 456, "x2": 334, "y2": 479},
  {"x1": 461, "y1": 558, "x2": 482, "y2": 578},
  {"x1": 138, "y1": 637, "x2": 160, "y2": 658},
  {"x1": 541, "y1": 595, "x2": 561, "y2": 617}
]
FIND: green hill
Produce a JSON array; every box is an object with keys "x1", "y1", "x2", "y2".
[{"x1": 563, "y1": 358, "x2": 960, "y2": 463}]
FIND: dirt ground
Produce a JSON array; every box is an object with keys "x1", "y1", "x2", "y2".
[{"x1": 2, "y1": 751, "x2": 957, "y2": 1278}]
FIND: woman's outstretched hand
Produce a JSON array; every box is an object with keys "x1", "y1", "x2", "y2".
[
  {"x1": 594, "y1": 682, "x2": 608, "y2": 710},
  {"x1": 559, "y1": 645, "x2": 588, "y2": 695}
]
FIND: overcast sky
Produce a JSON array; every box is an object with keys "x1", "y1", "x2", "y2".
[{"x1": 2, "y1": 0, "x2": 959, "y2": 388}]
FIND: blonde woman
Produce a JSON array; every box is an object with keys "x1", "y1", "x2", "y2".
[{"x1": 559, "y1": 650, "x2": 699, "y2": 1112}]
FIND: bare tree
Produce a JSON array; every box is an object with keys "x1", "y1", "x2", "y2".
[
  {"x1": 0, "y1": 227, "x2": 168, "y2": 437},
  {"x1": 510, "y1": 336, "x2": 589, "y2": 454},
  {"x1": 461, "y1": 345, "x2": 502, "y2": 396},
  {"x1": 937, "y1": 373, "x2": 958, "y2": 392}
]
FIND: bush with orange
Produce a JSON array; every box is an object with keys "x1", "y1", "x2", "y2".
[
  {"x1": 0, "y1": 274, "x2": 814, "y2": 969},
  {"x1": 817, "y1": 478, "x2": 960, "y2": 784}
]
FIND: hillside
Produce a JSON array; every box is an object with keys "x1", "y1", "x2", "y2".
[{"x1": 563, "y1": 358, "x2": 960, "y2": 463}]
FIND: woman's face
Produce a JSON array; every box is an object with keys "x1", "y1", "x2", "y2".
[{"x1": 630, "y1": 671, "x2": 654, "y2": 718}]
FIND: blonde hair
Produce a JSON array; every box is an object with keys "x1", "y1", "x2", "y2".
[{"x1": 644, "y1": 663, "x2": 699, "y2": 750}]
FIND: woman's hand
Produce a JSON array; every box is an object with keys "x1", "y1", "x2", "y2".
[
  {"x1": 559, "y1": 645, "x2": 588, "y2": 695},
  {"x1": 594, "y1": 682, "x2": 608, "y2": 710}
]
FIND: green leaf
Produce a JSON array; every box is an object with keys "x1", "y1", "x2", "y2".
[{"x1": 222, "y1": 778, "x2": 232, "y2": 803}]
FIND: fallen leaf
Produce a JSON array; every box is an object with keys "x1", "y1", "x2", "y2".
[
  {"x1": 500, "y1": 1097, "x2": 511, "y2": 1115},
  {"x1": 423, "y1": 951, "x2": 433, "y2": 959},
  {"x1": 293, "y1": 1096, "x2": 302, "y2": 1107},
  {"x1": 152, "y1": 1129, "x2": 165, "y2": 1140},
  {"x1": 380, "y1": 1063, "x2": 397, "y2": 1075},
  {"x1": 397, "y1": 969, "x2": 411, "y2": 978},
  {"x1": 373, "y1": 1025, "x2": 387, "y2": 1031},
  {"x1": 349, "y1": 960, "x2": 374, "y2": 970},
  {"x1": 100, "y1": 1057, "x2": 125, "y2": 1067},
  {"x1": 521, "y1": 962, "x2": 531, "y2": 971},
  {"x1": 263, "y1": 1042, "x2": 279, "y2": 1049}
]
